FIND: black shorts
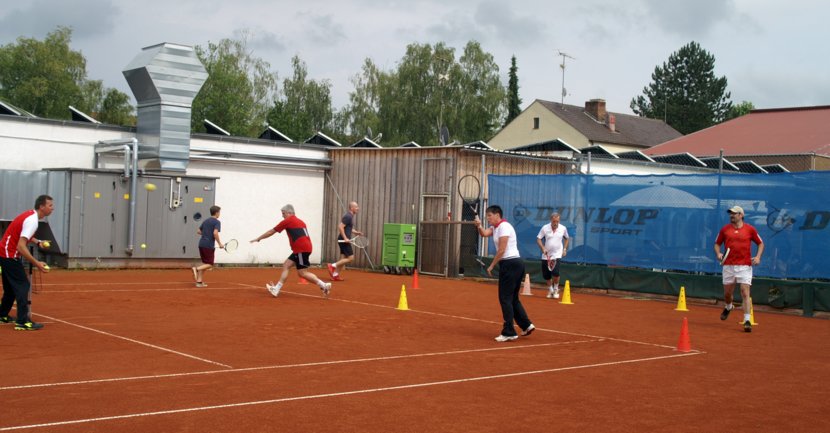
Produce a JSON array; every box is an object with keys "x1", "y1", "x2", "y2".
[
  {"x1": 540, "y1": 259, "x2": 561, "y2": 280},
  {"x1": 199, "y1": 247, "x2": 215, "y2": 265},
  {"x1": 288, "y1": 252, "x2": 312, "y2": 269},
  {"x1": 338, "y1": 239, "x2": 354, "y2": 257}
]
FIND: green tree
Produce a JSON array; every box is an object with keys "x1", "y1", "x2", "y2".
[
  {"x1": 192, "y1": 33, "x2": 278, "y2": 137},
  {"x1": 0, "y1": 27, "x2": 85, "y2": 119},
  {"x1": 99, "y1": 88, "x2": 134, "y2": 126},
  {"x1": 630, "y1": 41, "x2": 732, "y2": 135},
  {"x1": 726, "y1": 100, "x2": 755, "y2": 120},
  {"x1": 505, "y1": 55, "x2": 522, "y2": 126},
  {"x1": 343, "y1": 40, "x2": 506, "y2": 146},
  {"x1": 266, "y1": 55, "x2": 337, "y2": 142}
]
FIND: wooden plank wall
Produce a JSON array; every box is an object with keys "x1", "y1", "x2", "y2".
[{"x1": 323, "y1": 147, "x2": 575, "y2": 273}]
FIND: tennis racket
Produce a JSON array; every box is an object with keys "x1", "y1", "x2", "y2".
[
  {"x1": 457, "y1": 174, "x2": 481, "y2": 220},
  {"x1": 546, "y1": 255, "x2": 558, "y2": 272},
  {"x1": 720, "y1": 247, "x2": 730, "y2": 265},
  {"x1": 223, "y1": 239, "x2": 239, "y2": 253},
  {"x1": 338, "y1": 235, "x2": 369, "y2": 249}
]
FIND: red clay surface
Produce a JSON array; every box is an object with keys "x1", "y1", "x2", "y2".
[{"x1": 2, "y1": 267, "x2": 828, "y2": 432}]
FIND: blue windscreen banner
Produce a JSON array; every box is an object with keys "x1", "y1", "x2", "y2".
[{"x1": 488, "y1": 172, "x2": 830, "y2": 279}]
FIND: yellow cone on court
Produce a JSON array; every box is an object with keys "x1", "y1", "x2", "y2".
[
  {"x1": 738, "y1": 296, "x2": 759, "y2": 325},
  {"x1": 675, "y1": 286, "x2": 689, "y2": 311},
  {"x1": 559, "y1": 280, "x2": 574, "y2": 304},
  {"x1": 397, "y1": 284, "x2": 409, "y2": 310},
  {"x1": 521, "y1": 273, "x2": 533, "y2": 296}
]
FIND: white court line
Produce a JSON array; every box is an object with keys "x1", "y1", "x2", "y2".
[
  {"x1": 43, "y1": 287, "x2": 257, "y2": 293},
  {"x1": 35, "y1": 313, "x2": 233, "y2": 369},
  {"x1": 0, "y1": 351, "x2": 703, "y2": 431},
  {"x1": 237, "y1": 283, "x2": 694, "y2": 352},
  {"x1": 1, "y1": 339, "x2": 599, "y2": 391}
]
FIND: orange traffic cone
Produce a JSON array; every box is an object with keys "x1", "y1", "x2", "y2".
[
  {"x1": 676, "y1": 317, "x2": 692, "y2": 352},
  {"x1": 675, "y1": 286, "x2": 689, "y2": 311},
  {"x1": 412, "y1": 269, "x2": 420, "y2": 289},
  {"x1": 298, "y1": 276, "x2": 309, "y2": 285},
  {"x1": 520, "y1": 274, "x2": 532, "y2": 296}
]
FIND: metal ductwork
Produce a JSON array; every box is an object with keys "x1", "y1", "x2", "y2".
[{"x1": 122, "y1": 43, "x2": 207, "y2": 172}]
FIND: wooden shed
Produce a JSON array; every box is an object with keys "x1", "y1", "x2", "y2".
[{"x1": 322, "y1": 146, "x2": 576, "y2": 277}]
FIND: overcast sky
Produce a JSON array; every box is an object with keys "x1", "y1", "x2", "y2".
[{"x1": 1, "y1": 0, "x2": 827, "y2": 115}]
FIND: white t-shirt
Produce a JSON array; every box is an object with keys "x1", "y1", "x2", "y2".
[
  {"x1": 493, "y1": 220, "x2": 520, "y2": 260},
  {"x1": 537, "y1": 223, "x2": 569, "y2": 259}
]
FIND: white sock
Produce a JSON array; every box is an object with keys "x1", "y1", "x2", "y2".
[
  {"x1": 318, "y1": 280, "x2": 327, "y2": 288},
  {"x1": 726, "y1": 303, "x2": 734, "y2": 310},
  {"x1": 275, "y1": 282, "x2": 283, "y2": 291},
  {"x1": 744, "y1": 313, "x2": 751, "y2": 322},
  {"x1": 553, "y1": 284, "x2": 559, "y2": 290},
  {"x1": 548, "y1": 286, "x2": 554, "y2": 292}
]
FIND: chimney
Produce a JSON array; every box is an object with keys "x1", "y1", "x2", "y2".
[
  {"x1": 585, "y1": 99, "x2": 607, "y2": 123},
  {"x1": 122, "y1": 43, "x2": 207, "y2": 172},
  {"x1": 608, "y1": 114, "x2": 616, "y2": 132}
]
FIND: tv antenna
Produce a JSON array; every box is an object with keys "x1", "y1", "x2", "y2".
[{"x1": 557, "y1": 50, "x2": 575, "y2": 105}]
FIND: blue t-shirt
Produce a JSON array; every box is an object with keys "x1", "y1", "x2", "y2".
[
  {"x1": 198, "y1": 217, "x2": 221, "y2": 249},
  {"x1": 340, "y1": 212, "x2": 354, "y2": 240}
]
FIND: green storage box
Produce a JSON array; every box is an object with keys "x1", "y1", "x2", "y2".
[{"x1": 382, "y1": 223, "x2": 417, "y2": 274}]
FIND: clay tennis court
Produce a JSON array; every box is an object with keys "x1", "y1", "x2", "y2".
[{"x1": 3, "y1": 268, "x2": 828, "y2": 432}]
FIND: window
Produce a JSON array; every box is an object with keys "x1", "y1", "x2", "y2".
[{"x1": 533, "y1": 117, "x2": 540, "y2": 129}]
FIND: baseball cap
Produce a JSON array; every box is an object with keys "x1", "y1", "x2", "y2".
[{"x1": 727, "y1": 205, "x2": 744, "y2": 215}]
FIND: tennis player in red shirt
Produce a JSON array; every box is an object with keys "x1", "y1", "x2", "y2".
[
  {"x1": 714, "y1": 205, "x2": 764, "y2": 332},
  {"x1": 251, "y1": 204, "x2": 331, "y2": 298}
]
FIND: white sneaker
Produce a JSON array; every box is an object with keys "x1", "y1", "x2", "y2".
[
  {"x1": 266, "y1": 282, "x2": 280, "y2": 297},
  {"x1": 494, "y1": 334, "x2": 518, "y2": 342},
  {"x1": 546, "y1": 291, "x2": 554, "y2": 299},
  {"x1": 322, "y1": 282, "x2": 331, "y2": 298},
  {"x1": 553, "y1": 288, "x2": 560, "y2": 299},
  {"x1": 521, "y1": 324, "x2": 535, "y2": 336}
]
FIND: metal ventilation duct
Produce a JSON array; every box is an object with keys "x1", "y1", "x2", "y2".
[{"x1": 122, "y1": 43, "x2": 207, "y2": 172}]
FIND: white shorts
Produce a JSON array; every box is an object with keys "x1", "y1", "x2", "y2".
[{"x1": 723, "y1": 265, "x2": 753, "y2": 285}]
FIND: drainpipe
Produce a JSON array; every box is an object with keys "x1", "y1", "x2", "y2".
[{"x1": 126, "y1": 137, "x2": 138, "y2": 256}]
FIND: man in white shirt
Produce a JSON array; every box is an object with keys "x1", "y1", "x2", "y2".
[
  {"x1": 475, "y1": 205, "x2": 535, "y2": 342},
  {"x1": 536, "y1": 212, "x2": 569, "y2": 299}
]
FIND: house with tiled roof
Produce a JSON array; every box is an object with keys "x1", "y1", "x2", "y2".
[
  {"x1": 488, "y1": 99, "x2": 681, "y2": 153},
  {"x1": 646, "y1": 105, "x2": 830, "y2": 172}
]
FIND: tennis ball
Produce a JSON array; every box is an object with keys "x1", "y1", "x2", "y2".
[
  {"x1": 144, "y1": 183, "x2": 157, "y2": 191},
  {"x1": 140, "y1": 243, "x2": 146, "y2": 249},
  {"x1": 43, "y1": 264, "x2": 50, "y2": 270},
  {"x1": 41, "y1": 240, "x2": 51, "y2": 248}
]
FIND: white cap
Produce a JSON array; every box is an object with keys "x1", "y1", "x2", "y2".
[{"x1": 727, "y1": 205, "x2": 744, "y2": 215}]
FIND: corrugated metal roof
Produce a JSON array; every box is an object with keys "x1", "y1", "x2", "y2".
[{"x1": 646, "y1": 105, "x2": 830, "y2": 157}]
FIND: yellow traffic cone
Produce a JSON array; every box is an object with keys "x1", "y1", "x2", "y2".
[
  {"x1": 559, "y1": 280, "x2": 574, "y2": 305},
  {"x1": 675, "y1": 286, "x2": 689, "y2": 311},
  {"x1": 738, "y1": 296, "x2": 758, "y2": 325},
  {"x1": 397, "y1": 284, "x2": 409, "y2": 311},
  {"x1": 520, "y1": 273, "x2": 533, "y2": 296}
]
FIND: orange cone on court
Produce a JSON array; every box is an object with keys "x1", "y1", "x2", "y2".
[
  {"x1": 298, "y1": 276, "x2": 309, "y2": 285},
  {"x1": 412, "y1": 269, "x2": 420, "y2": 289},
  {"x1": 675, "y1": 286, "x2": 689, "y2": 311},
  {"x1": 397, "y1": 284, "x2": 409, "y2": 310},
  {"x1": 676, "y1": 317, "x2": 692, "y2": 352},
  {"x1": 559, "y1": 280, "x2": 574, "y2": 304},
  {"x1": 738, "y1": 296, "x2": 759, "y2": 325},
  {"x1": 521, "y1": 274, "x2": 532, "y2": 296}
]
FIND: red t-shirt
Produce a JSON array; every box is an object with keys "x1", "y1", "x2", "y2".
[
  {"x1": 274, "y1": 215, "x2": 312, "y2": 253},
  {"x1": 715, "y1": 223, "x2": 763, "y2": 266},
  {"x1": 0, "y1": 209, "x2": 38, "y2": 259}
]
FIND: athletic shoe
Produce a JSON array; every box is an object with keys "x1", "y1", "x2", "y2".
[
  {"x1": 322, "y1": 282, "x2": 331, "y2": 298},
  {"x1": 720, "y1": 307, "x2": 732, "y2": 321},
  {"x1": 521, "y1": 324, "x2": 535, "y2": 336},
  {"x1": 494, "y1": 334, "x2": 518, "y2": 342},
  {"x1": 546, "y1": 291, "x2": 554, "y2": 299},
  {"x1": 191, "y1": 267, "x2": 198, "y2": 282},
  {"x1": 196, "y1": 282, "x2": 208, "y2": 288},
  {"x1": 265, "y1": 282, "x2": 280, "y2": 297},
  {"x1": 332, "y1": 275, "x2": 345, "y2": 282},
  {"x1": 743, "y1": 320, "x2": 752, "y2": 333},
  {"x1": 326, "y1": 263, "x2": 336, "y2": 278},
  {"x1": 15, "y1": 321, "x2": 44, "y2": 331},
  {"x1": 553, "y1": 288, "x2": 560, "y2": 299},
  {"x1": 0, "y1": 315, "x2": 15, "y2": 324}
]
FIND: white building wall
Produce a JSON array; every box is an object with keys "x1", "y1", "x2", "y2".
[{"x1": 0, "y1": 117, "x2": 328, "y2": 265}]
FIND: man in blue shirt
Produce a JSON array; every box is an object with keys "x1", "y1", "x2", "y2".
[{"x1": 192, "y1": 206, "x2": 224, "y2": 287}]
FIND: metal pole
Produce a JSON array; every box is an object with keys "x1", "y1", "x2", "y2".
[{"x1": 126, "y1": 138, "x2": 138, "y2": 255}]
